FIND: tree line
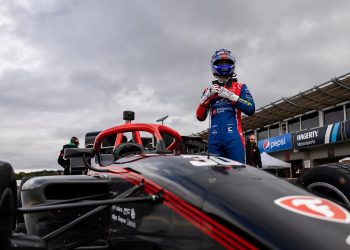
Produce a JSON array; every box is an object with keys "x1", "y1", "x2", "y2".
[{"x1": 15, "y1": 170, "x2": 61, "y2": 180}]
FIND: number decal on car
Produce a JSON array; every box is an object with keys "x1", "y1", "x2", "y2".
[{"x1": 182, "y1": 155, "x2": 243, "y2": 167}]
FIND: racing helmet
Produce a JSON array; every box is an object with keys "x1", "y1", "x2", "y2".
[{"x1": 211, "y1": 49, "x2": 235, "y2": 76}]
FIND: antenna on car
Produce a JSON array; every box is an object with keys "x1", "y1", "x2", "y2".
[{"x1": 156, "y1": 115, "x2": 169, "y2": 125}]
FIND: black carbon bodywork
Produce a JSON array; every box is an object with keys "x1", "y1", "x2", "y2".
[
  {"x1": 115, "y1": 155, "x2": 350, "y2": 249},
  {"x1": 19, "y1": 154, "x2": 350, "y2": 250}
]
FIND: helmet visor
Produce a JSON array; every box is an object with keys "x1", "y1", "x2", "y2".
[{"x1": 213, "y1": 59, "x2": 234, "y2": 66}]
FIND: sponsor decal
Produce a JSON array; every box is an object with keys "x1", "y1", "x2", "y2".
[
  {"x1": 263, "y1": 140, "x2": 270, "y2": 150},
  {"x1": 111, "y1": 205, "x2": 137, "y2": 228},
  {"x1": 293, "y1": 123, "x2": 342, "y2": 149},
  {"x1": 258, "y1": 134, "x2": 292, "y2": 153},
  {"x1": 346, "y1": 235, "x2": 350, "y2": 246},
  {"x1": 182, "y1": 155, "x2": 243, "y2": 167},
  {"x1": 212, "y1": 99, "x2": 234, "y2": 114},
  {"x1": 215, "y1": 107, "x2": 233, "y2": 113},
  {"x1": 296, "y1": 130, "x2": 318, "y2": 141},
  {"x1": 274, "y1": 196, "x2": 350, "y2": 224},
  {"x1": 131, "y1": 208, "x2": 136, "y2": 219}
]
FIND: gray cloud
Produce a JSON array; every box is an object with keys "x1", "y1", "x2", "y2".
[{"x1": 1, "y1": 0, "x2": 350, "y2": 171}]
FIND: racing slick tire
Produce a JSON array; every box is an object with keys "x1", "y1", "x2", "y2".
[
  {"x1": 297, "y1": 163, "x2": 350, "y2": 209},
  {"x1": 0, "y1": 161, "x2": 17, "y2": 247}
]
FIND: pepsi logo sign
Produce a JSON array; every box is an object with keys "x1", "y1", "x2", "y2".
[
  {"x1": 263, "y1": 140, "x2": 270, "y2": 150},
  {"x1": 274, "y1": 195, "x2": 350, "y2": 223}
]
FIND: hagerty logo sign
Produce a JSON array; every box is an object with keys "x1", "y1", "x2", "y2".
[
  {"x1": 293, "y1": 123, "x2": 342, "y2": 149},
  {"x1": 294, "y1": 130, "x2": 318, "y2": 148},
  {"x1": 296, "y1": 130, "x2": 318, "y2": 141}
]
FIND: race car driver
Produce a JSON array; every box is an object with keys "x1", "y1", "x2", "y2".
[{"x1": 196, "y1": 49, "x2": 255, "y2": 163}]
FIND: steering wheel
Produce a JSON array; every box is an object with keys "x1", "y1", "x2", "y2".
[
  {"x1": 93, "y1": 123, "x2": 182, "y2": 156},
  {"x1": 113, "y1": 142, "x2": 145, "y2": 160}
]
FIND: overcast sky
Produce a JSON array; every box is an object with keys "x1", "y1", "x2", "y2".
[{"x1": 1, "y1": 0, "x2": 350, "y2": 172}]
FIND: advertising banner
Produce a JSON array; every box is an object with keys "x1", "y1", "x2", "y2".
[
  {"x1": 293, "y1": 122, "x2": 342, "y2": 149},
  {"x1": 345, "y1": 120, "x2": 350, "y2": 140},
  {"x1": 258, "y1": 133, "x2": 293, "y2": 153}
]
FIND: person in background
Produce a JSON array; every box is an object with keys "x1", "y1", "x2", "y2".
[
  {"x1": 245, "y1": 134, "x2": 262, "y2": 168},
  {"x1": 57, "y1": 136, "x2": 80, "y2": 175},
  {"x1": 196, "y1": 48, "x2": 255, "y2": 162}
]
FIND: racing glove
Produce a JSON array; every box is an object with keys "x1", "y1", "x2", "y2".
[
  {"x1": 218, "y1": 87, "x2": 239, "y2": 103},
  {"x1": 200, "y1": 85, "x2": 219, "y2": 107}
]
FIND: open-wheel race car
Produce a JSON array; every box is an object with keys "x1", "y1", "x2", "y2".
[{"x1": 2, "y1": 111, "x2": 350, "y2": 250}]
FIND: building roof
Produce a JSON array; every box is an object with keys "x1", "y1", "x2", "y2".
[
  {"x1": 194, "y1": 72, "x2": 350, "y2": 138},
  {"x1": 242, "y1": 72, "x2": 350, "y2": 131}
]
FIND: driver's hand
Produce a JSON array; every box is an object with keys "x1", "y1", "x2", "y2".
[
  {"x1": 200, "y1": 86, "x2": 219, "y2": 106},
  {"x1": 211, "y1": 84, "x2": 221, "y2": 94},
  {"x1": 218, "y1": 87, "x2": 239, "y2": 103}
]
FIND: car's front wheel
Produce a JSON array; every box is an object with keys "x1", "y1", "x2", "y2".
[{"x1": 0, "y1": 161, "x2": 17, "y2": 248}]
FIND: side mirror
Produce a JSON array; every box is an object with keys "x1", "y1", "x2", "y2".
[
  {"x1": 63, "y1": 148, "x2": 95, "y2": 175},
  {"x1": 63, "y1": 148, "x2": 110, "y2": 173},
  {"x1": 64, "y1": 148, "x2": 95, "y2": 159}
]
